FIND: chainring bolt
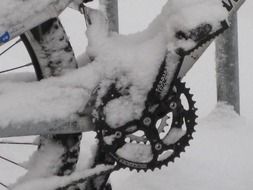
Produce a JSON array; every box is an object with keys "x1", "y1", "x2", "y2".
[
  {"x1": 170, "y1": 102, "x2": 177, "y2": 110},
  {"x1": 143, "y1": 117, "x2": 152, "y2": 126},
  {"x1": 155, "y1": 143, "x2": 163, "y2": 151},
  {"x1": 115, "y1": 131, "x2": 122, "y2": 139}
]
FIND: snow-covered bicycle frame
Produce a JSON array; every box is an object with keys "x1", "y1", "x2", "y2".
[
  {"x1": 0, "y1": 0, "x2": 247, "y2": 189},
  {"x1": 0, "y1": 0, "x2": 93, "y2": 138},
  {"x1": 0, "y1": 0, "x2": 245, "y2": 138},
  {"x1": 0, "y1": 0, "x2": 83, "y2": 45},
  {"x1": 178, "y1": 0, "x2": 245, "y2": 78}
]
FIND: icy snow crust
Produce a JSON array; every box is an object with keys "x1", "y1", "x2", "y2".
[{"x1": 0, "y1": 0, "x2": 227, "y2": 130}]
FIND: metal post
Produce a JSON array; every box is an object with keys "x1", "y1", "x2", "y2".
[
  {"x1": 99, "y1": 0, "x2": 119, "y2": 32},
  {"x1": 215, "y1": 13, "x2": 240, "y2": 114}
]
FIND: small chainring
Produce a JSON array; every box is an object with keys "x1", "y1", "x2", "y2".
[{"x1": 93, "y1": 79, "x2": 197, "y2": 171}]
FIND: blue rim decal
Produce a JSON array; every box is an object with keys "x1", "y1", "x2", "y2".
[{"x1": 0, "y1": 32, "x2": 10, "y2": 43}]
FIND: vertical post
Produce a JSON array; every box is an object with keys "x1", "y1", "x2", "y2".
[
  {"x1": 99, "y1": 0, "x2": 119, "y2": 32},
  {"x1": 215, "y1": 13, "x2": 240, "y2": 114}
]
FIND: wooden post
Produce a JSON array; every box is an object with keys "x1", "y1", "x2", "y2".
[
  {"x1": 99, "y1": 0, "x2": 119, "y2": 32},
  {"x1": 215, "y1": 13, "x2": 240, "y2": 114}
]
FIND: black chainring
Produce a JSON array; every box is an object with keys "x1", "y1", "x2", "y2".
[
  {"x1": 93, "y1": 79, "x2": 197, "y2": 171},
  {"x1": 89, "y1": 18, "x2": 231, "y2": 172}
]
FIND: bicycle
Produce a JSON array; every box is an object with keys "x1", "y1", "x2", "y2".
[{"x1": 0, "y1": 0, "x2": 245, "y2": 189}]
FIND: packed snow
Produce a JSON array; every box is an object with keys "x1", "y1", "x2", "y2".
[{"x1": 0, "y1": 0, "x2": 252, "y2": 190}]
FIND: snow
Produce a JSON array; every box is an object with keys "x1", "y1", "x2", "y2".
[
  {"x1": 0, "y1": 0, "x2": 231, "y2": 131},
  {"x1": 15, "y1": 137, "x2": 66, "y2": 183},
  {"x1": 12, "y1": 165, "x2": 114, "y2": 190},
  {"x1": 0, "y1": 0, "x2": 252, "y2": 189},
  {"x1": 0, "y1": 0, "x2": 53, "y2": 29},
  {"x1": 116, "y1": 143, "x2": 153, "y2": 163},
  {"x1": 163, "y1": 128, "x2": 186, "y2": 145},
  {"x1": 0, "y1": 78, "x2": 89, "y2": 128},
  {"x1": 111, "y1": 104, "x2": 253, "y2": 190},
  {"x1": 0, "y1": 0, "x2": 73, "y2": 40},
  {"x1": 108, "y1": 1, "x2": 253, "y2": 189}
]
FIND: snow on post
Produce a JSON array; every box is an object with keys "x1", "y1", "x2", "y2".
[
  {"x1": 215, "y1": 13, "x2": 240, "y2": 114},
  {"x1": 99, "y1": 0, "x2": 119, "y2": 32}
]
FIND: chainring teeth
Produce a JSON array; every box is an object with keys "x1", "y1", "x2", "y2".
[{"x1": 94, "y1": 79, "x2": 198, "y2": 172}]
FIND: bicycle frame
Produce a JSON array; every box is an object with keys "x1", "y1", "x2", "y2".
[
  {"x1": 0, "y1": 116, "x2": 93, "y2": 138},
  {"x1": 0, "y1": 0, "x2": 246, "y2": 138},
  {"x1": 178, "y1": 0, "x2": 246, "y2": 79},
  {"x1": 0, "y1": 0, "x2": 81, "y2": 45}
]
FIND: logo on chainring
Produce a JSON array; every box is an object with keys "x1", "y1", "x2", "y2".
[
  {"x1": 0, "y1": 32, "x2": 10, "y2": 43},
  {"x1": 110, "y1": 153, "x2": 148, "y2": 169}
]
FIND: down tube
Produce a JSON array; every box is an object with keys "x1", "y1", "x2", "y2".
[{"x1": 0, "y1": 0, "x2": 73, "y2": 45}]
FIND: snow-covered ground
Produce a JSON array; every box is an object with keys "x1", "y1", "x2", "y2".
[
  {"x1": 111, "y1": 104, "x2": 253, "y2": 190},
  {"x1": 0, "y1": 0, "x2": 253, "y2": 190}
]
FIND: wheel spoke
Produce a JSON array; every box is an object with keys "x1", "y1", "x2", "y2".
[
  {"x1": 0, "y1": 155, "x2": 27, "y2": 170},
  {"x1": 0, "y1": 63, "x2": 32, "y2": 74},
  {"x1": 0, "y1": 182, "x2": 9, "y2": 189},
  {"x1": 0, "y1": 141, "x2": 38, "y2": 146},
  {"x1": 0, "y1": 39, "x2": 22, "y2": 57}
]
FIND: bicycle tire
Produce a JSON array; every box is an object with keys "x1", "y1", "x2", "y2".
[{"x1": 18, "y1": 18, "x2": 82, "y2": 186}]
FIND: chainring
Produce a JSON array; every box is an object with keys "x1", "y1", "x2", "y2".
[
  {"x1": 93, "y1": 79, "x2": 197, "y2": 171},
  {"x1": 89, "y1": 19, "x2": 232, "y2": 172}
]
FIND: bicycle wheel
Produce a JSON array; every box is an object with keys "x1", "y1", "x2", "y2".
[{"x1": 0, "y1": 18, "x2": 82, "y2": 189}]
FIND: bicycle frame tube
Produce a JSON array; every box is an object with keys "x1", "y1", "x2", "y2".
[
  {"x1": 178, "y1": 0, "x2": 246, "y2": 78},
  {"x1": 0, "y1": 116, "x2": 93, "y2": 138},
  {"x1": 0, "y1": 0, "x2": 75, "y2": 45}
]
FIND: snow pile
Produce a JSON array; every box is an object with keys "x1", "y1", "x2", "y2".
[
  {"x1": 111, "y1": 103, "x2": 253, "y2": 190},
  {"x1": 201, "y1": 102, "x2": 243, "y2": 126}
]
